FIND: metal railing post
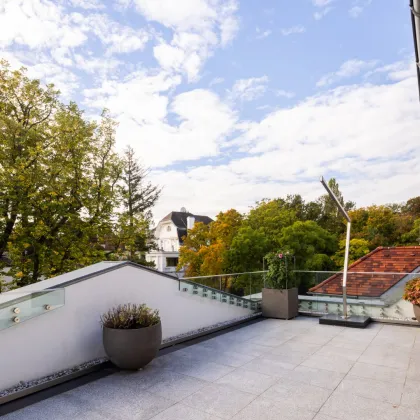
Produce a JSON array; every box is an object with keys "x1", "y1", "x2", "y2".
[{"x1": 342, "y1": 221, "x2": 351, "y2": 319}]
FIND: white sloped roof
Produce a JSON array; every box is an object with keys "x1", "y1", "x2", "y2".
[{"x1": 0, "y1": 261, "x2": 125, "y2": 304}]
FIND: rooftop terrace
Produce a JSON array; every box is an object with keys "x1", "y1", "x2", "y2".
[{"x1": 3, "y1": 316, "x2": 420, "y2": 420}]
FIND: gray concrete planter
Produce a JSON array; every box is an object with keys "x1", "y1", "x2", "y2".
[
  {"x1": 103, "y1": 322, "x2": 162, "y2": 370},
  {"x1": 413, "y1": 304, "x2": 420, "y2": 323},
  {"x1": 262, "y1": 288, "x2": 298, "y2": 320}
]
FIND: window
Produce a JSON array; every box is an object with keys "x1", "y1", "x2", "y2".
[
  {"x1": 166, "y1": 225, "x2": 171, "y2": 232},
  {"x1": 166, "y1": 257, "x2": 178, "y2": 267}
]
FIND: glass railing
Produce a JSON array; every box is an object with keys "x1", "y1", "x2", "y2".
[
  {"x1": 296, "y1": 270, "x2": 420, "y2": 323},
  {"x1": 180, "y1": 271, "x2": 267, "y2": 312},
  {"x1": 0, "y1": 288, "x2": 65, "y2": 330}
]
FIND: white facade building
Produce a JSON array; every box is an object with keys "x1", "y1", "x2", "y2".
[{"x1": 146, "y1": 210, "x2": 213, "y2": 276}]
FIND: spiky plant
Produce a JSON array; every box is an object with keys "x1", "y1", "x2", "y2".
[{"x1": 100, "y1": 303, "x2": 160, "y2": 329}]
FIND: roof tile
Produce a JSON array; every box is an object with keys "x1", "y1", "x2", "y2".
[{"x1": 309, "y1": 247, "x2": 420, "y2": 297}]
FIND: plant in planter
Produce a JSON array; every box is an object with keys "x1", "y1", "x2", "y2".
[
  {"x1": 101, "y1": 303, "x2": 161, "y2": 370},
  {"x1": 262, "y1": 251, "x2": 298, "y2": 319},
  {"x1": 403, "y1": 277, "x2": 420, "y2": 323}
]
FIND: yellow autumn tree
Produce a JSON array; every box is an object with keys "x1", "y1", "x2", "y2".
[{"x1": 178, "y1": 209, "x2": 243, "y2": 277}]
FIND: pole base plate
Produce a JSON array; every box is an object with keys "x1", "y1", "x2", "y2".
[{"x1": 319, "y1": 314, "x2": 371, "y2": 329}]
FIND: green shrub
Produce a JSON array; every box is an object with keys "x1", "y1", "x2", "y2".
[
  {"x1": 101, "y1": 303, "x2": 160, "y2": 329},
  {"x1": 403, "y1": 278, "x2": 420, "y2": 305},
  {"x1": 265, "y1": 251, "x2": 296, "y2": 289}
]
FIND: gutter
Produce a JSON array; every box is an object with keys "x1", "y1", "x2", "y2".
[{"x1": 411, "y1": 0, "x2": 420, "y2": 100}]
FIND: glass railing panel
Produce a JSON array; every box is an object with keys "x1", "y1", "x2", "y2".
[
  {"x1": 296, "y1": 269, "x2": 420, "y2": 323},
  {"x1": 180, "y1": 272, "x2": 265, "y2": 312},
  {"x1": 0, "y1": 288, "x2": 65, "y2": 330}
]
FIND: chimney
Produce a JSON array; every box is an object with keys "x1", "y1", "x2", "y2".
[{"x1": 187, "y1": 216, "x2": 195, "y2": 229}]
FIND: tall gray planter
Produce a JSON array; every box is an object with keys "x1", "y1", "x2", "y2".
[
  {"x1": 262, "y1": 288, "x2": 298, "y2": 319},
  {"x1": 103, "y1": 322, "x2": 162, "y2": 370}
]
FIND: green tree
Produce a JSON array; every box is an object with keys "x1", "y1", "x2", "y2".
[
  {"x1": 403, "y1": 197, "x2": 420, "y2": 218},
  {"x1": 177, "y1": 221, "x2": 211, "y2": 276},
  {"x1": 0, "y1": 59, "x2": 59, "y2": 259},
  {"x1": 178, "y1": 209, "x2": 243, "y2": 277},
  {"x1": 0, "y1": 61, "x2": 127, "y2": 286},
  {"x1": 360, "y1": 205, "x2": 399, "y2": 249},
  {"x1": 227, "y1": 226, "x2": 269, "y2": 272},
  {"x1": 278, "y1": 221, "x2": 337, "y2": 270},
  {"x1": 109, "y1": 145, "x2": 161, "y2": 263},
  {"x1": 278, "y1": 220, "x2": 338, "y2": 291},
  {"x1": 332, "y1": 238, "x2": 370, "y2": 267},
  {"x1": 121, "y1": 145, "x2": 161, "y2": 222},
  {"x1": 317, "y1": 178, "x2": 355, "y2": 235},
  {"x1": 401, "y1": 219, "x2": 420, "y2": 245},
  {"x1": 246, "y1": 199, "x2": 296, "y2": 248}
]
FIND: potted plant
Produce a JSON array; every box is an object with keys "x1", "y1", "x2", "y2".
[
  {"x1": 101, "y1": 303, "x2": 161, "y2": 369},
  {"x1": 403, "y1": 277, "x2": 420, "y2": 322},
  {"x1": 262, "y1": 251, "x2": 298, "y2": 319}
]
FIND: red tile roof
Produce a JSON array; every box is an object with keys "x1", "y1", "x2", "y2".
[{"x1": 309, "y1": 247, "x2": 420, "y2": 297}]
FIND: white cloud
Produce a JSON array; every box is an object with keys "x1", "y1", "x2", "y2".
[
  {"x1": 257, "y1": 105, "x2": 272, "y2": 111},
  {"x1": 133, "y1": 0, "x2": 239, "y2": 80},
  {"x1": 349, "y1": 0, "x2": 372, "y2": 18},
  {"x1": 209, "y1": 77, "x2": 225, "y2": 86},
  {"x1": 83, "y1": 70, "x2": 180, "y2": 124},
  {"x1": 349, "y1": 6, "x2": 363, "y2": 18},
  {"x1": 312, "y1": 0, "x2": 334, "y2": 6},
  {"x1": 0, "y1": 50, "x2": 79, "y2": 97},
  {"x1": 0, "y1": 0, "x2": 149, "y2": 56},
  {"x1": 276, "y1": 89, "x2": 295, "y2": 99},
  {"x1": 314, "y1": 7, "x2": 333, "y2": 20},
  {"x1": 149, "y1": 60, "x2": 420, "y2": 220},
  {"x1": 316, "y1": 59, "x2": 378, "y2": 87},
  {"x1": 134, "y1": 0, "x2": 217, "y2": 31},
  {"x1": 84, "y1": 71, "x2": 237, "y2": 168},
  {"x1": 0, "y1": 0, "x2": 87, "y2": 49},
  {"x1": 281, "y1": 25, "x2": 306, "y2": 36},
  {"x1": 256, "y1": 27, "x2": 272, "y2": 40},
  {"x1": 74, "y1": 54, "x2": 122, "y2": 76},
  {"x1": 364, "y1": 59, "x2": 416, "y2": 82},
  {"x1": 229, "y1": 76, "x2": 269, "y2": 102},
  {"x1": 312, "y1": 0, "x2": 334, "y2": 20},
  {"x1": 119, "y1": 89, "x2": 237, "y2": 167},
  {"x1": 78, "y1": 14, "x2": 150, "y2": 55},
  {"x1": 153, "y1": 32, "x2": 212, "y2": 81},
  {"x1": 68, "y1": 0, "x2": 104, "y2": 9}
]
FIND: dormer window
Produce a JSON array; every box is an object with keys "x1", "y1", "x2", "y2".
[{"x1": 167, "y1": 226, "x2": 171, "y2": 232}]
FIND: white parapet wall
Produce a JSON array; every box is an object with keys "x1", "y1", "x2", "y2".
[{"x1": 0, "y1": 262, "x2": 252, "y2": 391}]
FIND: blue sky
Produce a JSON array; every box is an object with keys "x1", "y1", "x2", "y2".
[{"x1": 0, "y1": 0, "x2": 419, "y2": 221}]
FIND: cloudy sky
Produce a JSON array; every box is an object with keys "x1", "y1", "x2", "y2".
[{"x1": 1, "y1": 0, "x2": 419, "y2": 222}]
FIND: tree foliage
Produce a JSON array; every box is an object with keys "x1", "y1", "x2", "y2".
[
  {"x1": 278, "y1": 221, "x2": 337, "y2": 271},
  {"x1": 332, "y1": 238, "x2": 370, "y2": 267},
  {"x1": 106, "y1": 145, "x2": 161, "y2": 264},
  {"x1": 265, "y1": 252, "x2": 296, "y2": 289},
  {"x1": 178, "y1": 209, "x2": 243, "y2": 277},
  {"x1": 0, "y1": 61, "x2": 159, "y2": 286},
  {"x1": 317, "y1": 178, "x2": 355, "y2": 234},
  {"x1": 227, "y1": 226, "x2": 269, "y2": 273},
  {"x1": 178, "y1": 181, "x2": 420, "y2": 288}
]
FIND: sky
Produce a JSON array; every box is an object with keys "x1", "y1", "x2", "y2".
[{"x1": 0, "y1": 0, "x2": 419, "y2": 223}]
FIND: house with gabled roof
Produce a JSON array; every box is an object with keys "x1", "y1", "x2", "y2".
[
  {"x1": 146, "y1": 208, "x2": 213, "y2": 276},
  {"x1": 310, "y1": 246, "x2": 420, "y2": 297},
  {"x1": 303, "y1": 246, "x2": 420, "y2": 320}
]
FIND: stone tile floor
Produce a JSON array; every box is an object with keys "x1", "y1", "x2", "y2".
[{"x1": 4, "y1": 316, "x2": 420, "y2": 420}]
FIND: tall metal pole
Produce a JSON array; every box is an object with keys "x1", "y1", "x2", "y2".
[
  {"x1": 320, "y1": 176, "x2": 351, "y2": 319},
  {"x1": 342, "y1": 222, "x2": 351, "y2": 318}
]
